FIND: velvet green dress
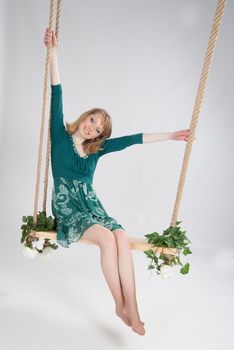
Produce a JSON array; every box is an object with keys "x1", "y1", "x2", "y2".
[{"x1": 50, "y1": 84, "x2": 143, "y2": 248}]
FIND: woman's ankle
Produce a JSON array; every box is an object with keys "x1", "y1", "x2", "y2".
[{"x1": 115, "y1": 302, "x2": 125, "y2": 311}]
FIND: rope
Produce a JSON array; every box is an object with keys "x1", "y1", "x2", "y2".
[
  {"x1": 42, "y1": 0, "x2": 61, "y2": 215},
  {"x1": 33, "y1": 0, "x2": 61, "y2": 225},
  {"x1": 170, "y1": 0, "x2": 227, "y2": 227}
]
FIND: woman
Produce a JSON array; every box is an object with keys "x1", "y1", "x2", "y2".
[{"x1": 44, "y1": 28, "x2": 190, "y2": 336}]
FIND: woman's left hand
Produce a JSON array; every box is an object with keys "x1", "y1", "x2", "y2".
[{"x1": 171, "y1": 129, "x2": 191, "y2": 142}]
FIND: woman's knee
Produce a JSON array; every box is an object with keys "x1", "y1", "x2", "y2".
[
  {"x1": 97, "y1": 226, "x2": 117, "y2": 250},
  {"x1": 81, "y1": 223, "x2": 116, "y2": 248}
]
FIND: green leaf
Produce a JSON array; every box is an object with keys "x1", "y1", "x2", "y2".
[
  {"x1": 148, "y1": 265, "x2": 155, "y2": 270},
  {"x1": 180, "y1": 263, "x2": 190, "y2": 274},
  {"x1": 48, "y1": 243, "x2": 58, "y2": 249},
  {"x1": 183, "y1": 247, "x2": 192, "y2": 256},
  {"x1": 144, "y1": 249, "x2": 155, "y2": 259},
  {"x1": 175, "y1": 220, "x2": 182, "y2": 226}
]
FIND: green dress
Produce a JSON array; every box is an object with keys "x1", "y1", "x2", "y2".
[{"x1": 50, "y1": 84, "x2": 143, "y2": 248}]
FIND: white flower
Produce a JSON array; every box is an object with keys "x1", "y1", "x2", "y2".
[
  {"x1": 39, "y1": 247, "x2": 52, "y2": 260},
  {"x1": 160, "y1": 264, "x2": 173, "y2": 279},
  {"x1": 22, "y1": 246, "x2": 39, "y2": 259},
  {"x1": 31, "y1": 241, "x2": 37, "y2": 249},
  {"x1": 32, "y1": 238, "x2": 45, "y2": 250}
]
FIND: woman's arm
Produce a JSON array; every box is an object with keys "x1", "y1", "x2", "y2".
[
  {"x1": 143, "y1": 132, "x2": 173, "y2": 143},
  {"x1": 50, "y1": 47, "x2": 61, "y2": 85},
  {"x1": 43, "y1": 29, "x2": 66, "y2": 142},
  {"x1": 97, "y1": 133, "x2": 143, "y2": 158},
  {"x1": 44, "y1": 28, "x2": 60, "y2": 85},
  {"x1": 143, "y1": 129, "x2": 190, "y2": 143}
]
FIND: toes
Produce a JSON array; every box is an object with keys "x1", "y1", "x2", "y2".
[{"x1": 132, "y1": 325, "x2": 145, "y2": 336}]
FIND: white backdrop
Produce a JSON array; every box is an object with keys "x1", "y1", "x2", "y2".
[{"x1": 0, "y1": 1, "x2": 234, "y2": 349}]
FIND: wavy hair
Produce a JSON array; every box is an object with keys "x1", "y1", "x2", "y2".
[{"x1": 65, "y1": 108, "x2": 112, "y2": 154}]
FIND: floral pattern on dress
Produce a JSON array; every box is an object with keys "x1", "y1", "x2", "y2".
[
  {"x1": 52, "y1": 179, "x2": 73, "y2": 216},
  {"x1": 51, "y1": 176, "x2": 125, "y2": 248}
]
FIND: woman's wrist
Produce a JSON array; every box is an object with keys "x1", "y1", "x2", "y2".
[{"x1": 50, "y1": 46, "x2": 57, "y2": 57}]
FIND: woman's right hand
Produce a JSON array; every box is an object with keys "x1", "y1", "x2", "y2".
[
  {"x1": 44, "y1": 28, "x2": 60, "y2": 84},
  {"x1": 43, "y1": 27, "x2": 58, "y2": 48}
]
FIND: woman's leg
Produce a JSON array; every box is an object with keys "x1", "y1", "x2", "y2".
[
  {"x1": 80, "y1": 224, "x2": 131, "y2": 326},
  {"x1": 112, "y1": 229, "x2": 145, "y2": 335}
]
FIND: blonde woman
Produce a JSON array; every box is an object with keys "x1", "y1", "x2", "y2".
[{"x1": 44, "y1": 28, "x2": 190, "y2": 336}]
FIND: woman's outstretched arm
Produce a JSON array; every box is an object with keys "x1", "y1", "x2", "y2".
[
  {"x1": 44, "y1": 28, "x2": 60, "y2": 85},
  {"x1": 50, "y1": 47, "x2": 60, "y2": 85},
  {"x1": 143, "y1": 129, "x2": 190, "y2": 143},
  {"x1": 143, "y1": 132, "x2": 173, "y2": 143},
  {"x1": 43, "y1": 28, "x2": 66, "y2": 143}
]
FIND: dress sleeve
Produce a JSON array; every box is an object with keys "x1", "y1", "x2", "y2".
[
  {"x1": 97, "y1": 133, "x2": 143, "y2": 158},
  {"x1": 50, "y1": 84, "x2": 67, "y2": 143}
]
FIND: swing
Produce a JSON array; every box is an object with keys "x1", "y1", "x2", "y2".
[{"x1": 22, "y1": 0, "x2": 227, "y2": 259}]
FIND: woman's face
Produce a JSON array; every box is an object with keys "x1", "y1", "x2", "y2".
[{"x1": 80, "y1": 113, "x2": 105, "y2": 140}]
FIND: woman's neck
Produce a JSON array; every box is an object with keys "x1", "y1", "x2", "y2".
[{"x1": 73, "y1": 131, "x2": 85, "y2": 144}]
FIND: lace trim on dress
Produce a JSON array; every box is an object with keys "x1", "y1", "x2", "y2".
[{"x1": 70, "y1": 135, "x2": 89, "y2": 159}]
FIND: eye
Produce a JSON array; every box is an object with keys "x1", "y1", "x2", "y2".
[
  {"x1": 90, "y1": 116, "x2": 101, "y2": 134},
  {"x1": 90, "y1": 117, "x2": 100, "y2": 134}
]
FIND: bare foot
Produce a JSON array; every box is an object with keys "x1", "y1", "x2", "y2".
[
  {"x1": 131, "y1": 321, "x2": 145, "y2": 336},
  {"x1": 115, "y1": 306, "x2": 132, "y2": 326},
  {"x1": 123, "y1": 305, "x2": 145, "y2": 326}
]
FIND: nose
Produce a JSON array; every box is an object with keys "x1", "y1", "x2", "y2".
[
  {"x1": 88, "y1": 125, "x2": 94, "y2": 133},
  {"x1": 89, "y1": 121, "x2": 97, "y2": 133}
]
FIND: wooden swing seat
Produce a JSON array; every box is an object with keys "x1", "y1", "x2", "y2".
[{"x1": 30, "y1": 230, "x2": 178, "y2": 254}]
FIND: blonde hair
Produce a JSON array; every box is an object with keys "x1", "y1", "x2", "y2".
[{"x1": 65, "y1": 107, "x2": 112, "y2": 155}]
